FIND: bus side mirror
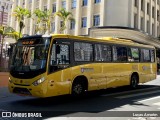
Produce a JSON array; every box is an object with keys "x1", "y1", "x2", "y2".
[{"x1": 56, "y1": 45, "x2": 60, "y2": 54}]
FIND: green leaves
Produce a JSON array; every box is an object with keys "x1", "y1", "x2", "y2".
[
  {"x1": 13, "y1": 6, "x2": 31, "y2": 38},
  {"x1": 13, "y1": 7, "x2": 31, "y2": 21},
  {"x1": 55, "y1": 8, "x2": 75, "y2": 33},
  {"x1": 33, "y1": 9, "x2": 54, "y2": 34},
  {"x1": 0, "y1": 25, "x2": 20, "y2": 40},
  {"x1": 12, "y1": 6, "x2": 75, "y2": 35}
]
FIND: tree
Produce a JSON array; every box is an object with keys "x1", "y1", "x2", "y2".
[
  {"x1": 33, "y1": 9, "x2": 54, "y2": 34},
  {"x1": 54, "y1": 8, "x2": 75, "y2": 33},
  {"x1": 33, "y1": 9, "x2": 44, "y2": 34},
  {"x1": 13, "y1": 6, "x2": 31, "y2": 38},
  {"x1": 0, "y1": 25, "x2": 20, "y2": 63}
]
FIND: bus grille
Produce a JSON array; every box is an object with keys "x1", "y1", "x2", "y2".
[{"x1": 13, "y1": 87, "x2": 31, "y2": 95}]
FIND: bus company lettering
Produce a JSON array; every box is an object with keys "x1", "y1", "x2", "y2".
[
  {"x1": 142, "y1": 66, "x2": 151, "y2": 71},
  {"x1": 81, "y1": 68, "x2": 94, "y2": 73}
]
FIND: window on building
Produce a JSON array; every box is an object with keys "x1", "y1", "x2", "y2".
[
  {"x1": 74, "y1": 42, "x2": 93, "y2": 61},
  {"x1": 152, "y1": 24, "x2": 155, "y2": 36},
  {"x1": 134, "y1": 0, "x2": 138, "y2": 7},
  {"x1": 44, "y1": 6, "x2": 47, "y2": 11},
  {"x1": 6, "y1": 4, "x2": 8, "y2": 10},
  {"x1": 141, "y1": 49, "x2": 150, "y2": 62},
  {"x1": 147, "y1": 21, "x2": 150, "y2": 34},
  {"x1": 82, "y1": 0, "x2": 88, "y2": 6},
  {"x1": 23, "y1": 0, "x2": 25, "y2": 5},
  {"x1": 141, "y1": 0, "x2": 144, "y2": 11},
  {"x1": 95, "y1": 44, "x2": 112, "y2": 62},
  {"x1": 113, "y1": 46, "x2": 127, "y2": 62},
  {"x1": 72, "y1": 0, "x2": 76, "y2": 9},
  {"x1": 147, "y1": 3, "x2": 150, "y2": 15},
  {"x1": 93, "y1": 15, "x2": 100, "y2": 26},
  {"x1": 82, "y1": 17, "x2": 87, "y2": 28},
  {"x1": 152, "y1": 7, "x2": 155, "y2": 18},
  {"x1": 60, "y1": 21, "x2": 64, "y2": 28},
  {"x1": 158, "y1": 26, "x2": 160, "y2": 37},
  {"x1": 95, "y1": 0, "x2": 101, "y2": 4},
  {"x1": 70, "y1": 20, "x2": 75, "y2": 30},
  {"x1": 51, "y1": 22, "x2": 55, "y2": 32},
  {"x1": 157, "y1": 10, "x2": 159, "y2": 21},
  {"x1": 141, "y1": 17, "x2": 144, "y2": 30},
  {"x1": 52, "y1": 3, "x2": 56, "y2": 13},
  {"x1": 62, "y1": 1, "x2": 66, "y2": 9},
  {"x1": 134, "y1": 14, "x2": 138, "y2": 29}
]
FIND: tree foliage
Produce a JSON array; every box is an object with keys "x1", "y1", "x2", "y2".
[
  {"x1": 13, "y1": 6, "x2": 31, "y2": 38},
  {"x1": 0, "y1": 25, "x2": 20, "y2": 58},
  {"x1": 12, "y1": 7, "x2": 75, "y2": 35},
  {"x1": 54, "y1": 8, "x2": 75, "y2": 33},
  {"x1": 33, "y1": 9, "x2": 54, "y2": 34}
]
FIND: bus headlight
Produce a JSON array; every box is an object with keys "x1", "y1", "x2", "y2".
[
  {"x1": 32, "y1": 77, "x2": 45, "y2": 86},
  {"x1": 9, "y1": 77, "x2": 13, "y2": 83}
]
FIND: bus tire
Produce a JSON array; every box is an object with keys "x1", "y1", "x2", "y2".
[
  {"x1": 130, "y1": 74, "x2": 139, "y2": 89},
  {"x1": 72, "y1": 78, "x2": 86, "y2": 96}
]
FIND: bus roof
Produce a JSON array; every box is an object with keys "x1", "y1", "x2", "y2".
[
  {"x1": 51, "y1": 34, "x2": 155, "y2": 49},
  {"x1": 21, "y1": 34, "x2": 155, "y2": 49}
]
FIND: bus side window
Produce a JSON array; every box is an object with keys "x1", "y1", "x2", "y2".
[
  {"x1": 128, "y1": 48, "x2": 133, "y2": 62},
  {"x1": 141, "y1": 49, "x2": 151, "y2": 62},
  {"x1": 49, "y1": 44, "x2": 57, "y2": 73},
  {"x1": 56, "y1": 44, "x2": 70, "y2": 65},
  {"x1": 49, "y1": 44, "x2": 70, "y2": 73},
  {"x1": 150, "y1": 49, "x2": 155, "y2": 62},
  {"x1": 50, "y1": 44, "x2": 56, "y2": 65},
  {"x1": 131, "y1": 48, "x2": 139, "y2": 62},
  {"x1": 113, "y1": 46, "x2": 127, "y2": 62}
]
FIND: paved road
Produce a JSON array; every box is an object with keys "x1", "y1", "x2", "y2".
[
  {"x1": 0, "y1": 72, "x2": 9, "y2": 87},
  {"x1": 0, "y1": 75, "x2": 160, "y2": 120}
]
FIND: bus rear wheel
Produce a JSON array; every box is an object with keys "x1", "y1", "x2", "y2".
[
  {"x1": 130, "y1": 74, "x2": 139, "y2": 89},
  {"x1": 72, "y1": 81, "x2": 85, "y2": 96}
]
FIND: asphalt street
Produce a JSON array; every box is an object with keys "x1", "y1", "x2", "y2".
[{"x1": 0, "y1": 75, "x2": 160, "y2": 120}]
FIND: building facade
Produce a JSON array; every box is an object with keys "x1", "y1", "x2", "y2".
[
  {"x1": 0, "y1": 0, "x2": 13, "y2": 51},
  {"x1": 0, "y1": 0, "x2": 13, "y2": 26},
  {"x1": 9, "y1": 0, "x2": 160, "y2": 38}
]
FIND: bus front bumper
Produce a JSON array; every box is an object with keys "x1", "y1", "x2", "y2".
[{"x1": 8, "y1": 82, "x2": 48, "y2": 98}]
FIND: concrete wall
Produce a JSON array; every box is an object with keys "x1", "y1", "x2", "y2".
[{"x1": 104, "y1": 0, "x2": 131, "y2": 27}]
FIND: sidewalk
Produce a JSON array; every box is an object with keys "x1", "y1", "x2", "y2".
[{"x1": 0, "y1": 72, "x2": 9, "y2": 87}]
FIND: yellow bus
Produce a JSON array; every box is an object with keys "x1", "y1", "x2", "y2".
[{"x1": 8, "y1": 34, "x2": 157, "y2": 97}]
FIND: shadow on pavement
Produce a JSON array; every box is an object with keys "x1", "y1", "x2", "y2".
[{"x1": 1, "y1": 84, "x2": 159, "y2": 118}]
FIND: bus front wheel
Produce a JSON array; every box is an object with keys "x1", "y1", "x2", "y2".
[{"x1": 130, "y1": 74, "x2": 139, "y2": 89}]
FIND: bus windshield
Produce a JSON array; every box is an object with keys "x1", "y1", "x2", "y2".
[{"x1": 10, "y1": 37, "x2": 50, "y2": 78}]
